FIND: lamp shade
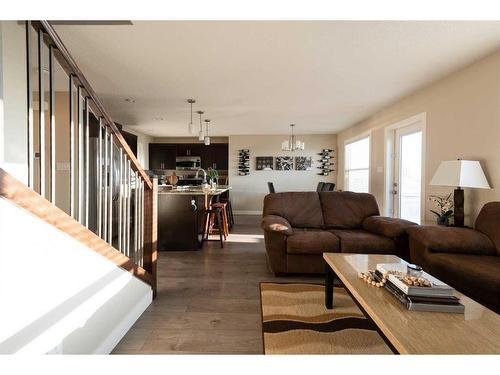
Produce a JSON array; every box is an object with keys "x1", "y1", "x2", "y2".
[{"x1": 430, "y1": 160, "x2": 490, "y2": 189}]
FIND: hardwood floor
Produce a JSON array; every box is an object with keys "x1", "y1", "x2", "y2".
[{"x1": 112, "y1": 215, "x2": 321, "y2": 354}]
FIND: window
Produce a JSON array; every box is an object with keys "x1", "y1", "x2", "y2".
[{"x1": 344, "y1": 136, "x2": 370, "y2": 193}]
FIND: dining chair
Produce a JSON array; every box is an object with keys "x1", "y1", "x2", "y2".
[
  {"x1": 267, "y1": 182, "x2": 276, "y2": 193},
  {"x1": 316, "y1": 182, "x2": 325, "y2": 192}
]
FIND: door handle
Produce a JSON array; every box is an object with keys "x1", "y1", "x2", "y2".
[{"x1": 391, "y1": 190, "x2": 398, "y2": 195}]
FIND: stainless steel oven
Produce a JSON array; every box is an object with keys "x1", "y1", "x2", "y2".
[{"x1": 176, "y1": 156, "x2": 201, "y2": 170}]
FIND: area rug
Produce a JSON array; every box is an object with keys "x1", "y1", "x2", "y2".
[{"x1": 260, "y1": 283, "x2": 392, "y2": 354}]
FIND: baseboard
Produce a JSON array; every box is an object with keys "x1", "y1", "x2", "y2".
[
  {"x1": 93, "y1": 289, "x2": 153, "y2": 354},
  {"x1": 234, "y1": 210, "x2": 262, "y2": 216}
]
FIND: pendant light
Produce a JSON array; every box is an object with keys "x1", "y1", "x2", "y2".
[
  {"x1": 204, "y1": 119, "x2": 211, "y2": 146},
  {"x1": 197, "y1": 110, "x2": 204, "y2": 141},
  {"x1": 281, "y1": 124, "x2": 305, "y2": 151},
  {"x1": 187, "y1": 98, "x2": 196, "y2": 134}
]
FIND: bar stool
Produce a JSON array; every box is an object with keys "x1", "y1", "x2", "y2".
[
  {"x1": 211, "y1": 202, "x2": 230, "y2": 239},
  {"x1": 201, "y1": 206, "x2": 224, "y2": 248},
  {"x1": 217, "y1": 177, "x2": 234, "y2": 229},
  {"x1": 221, "y1": 199, "x2": 234, "y2": 228}
]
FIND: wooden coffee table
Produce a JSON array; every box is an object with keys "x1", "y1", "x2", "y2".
[{"x1": 323, "y1": 253, "x2": 500, "y2": 354}]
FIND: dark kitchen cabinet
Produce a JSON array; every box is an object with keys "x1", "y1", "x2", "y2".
[
  {"x1": 201, "y1": 143, "x2": 228, "y2": 170},
  {"x1": 176, "y1": 144, "x2": 202, "y2": 157},
  {"x1": 149, "y1": 144, "x2": 176, "y2": 170},
  {"x1": 149, "y1": 142, "x2": 228, "y2": 171}
]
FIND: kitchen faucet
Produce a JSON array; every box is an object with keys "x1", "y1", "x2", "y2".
[{"x1": 195, "y1": 168, "x2": 207, "y2": 183}]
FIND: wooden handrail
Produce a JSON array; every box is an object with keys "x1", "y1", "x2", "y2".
[
  {"x1": 36, "y1": 20, "x2": 152, "y2": 190},
  {"x1": 0, "y1": 168, "x2": 156, "y2": 290}
]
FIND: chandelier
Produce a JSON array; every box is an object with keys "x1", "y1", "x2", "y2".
[{"x1": 281, "y1": 124, "x2": 305, "y2": 151}]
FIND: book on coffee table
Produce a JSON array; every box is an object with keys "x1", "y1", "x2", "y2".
[
  {"x1": 373, "y1": 265, "x2": 464, "y2": 313},
  {"x1": 376, "y1": 263, "x2": 454, "y2": 297},
  {"x1": 378, "y1": 274, "x2": 465, "y2": 313}
]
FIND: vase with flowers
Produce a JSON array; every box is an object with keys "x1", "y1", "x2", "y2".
[{"x1": 428, "y1": 193, "x2": 454, "y2": 226}]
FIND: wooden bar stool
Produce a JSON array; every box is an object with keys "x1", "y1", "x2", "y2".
[
  {"x1": 218, "y1": 198, "x2": 234, "y2": 229},
  {"x1": 217, "y1": 177, "x2": 234, "y2": 229},
  {"x1": 211, "y1": 202, "x2": 229, "y2": 239},
  {"x1": 201, "y1": 206, "x2": 224, "y2": 248}
]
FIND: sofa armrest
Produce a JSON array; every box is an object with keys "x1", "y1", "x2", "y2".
[
  {"x1": 407, "y1": 226, "x2": 496, "y2": 256},
  {"x1": 261, "y1": 215, "x2": 293, "y2": 235},
  {"x1": 363, "y1": 216, "x2": 417, "y2": 238}
]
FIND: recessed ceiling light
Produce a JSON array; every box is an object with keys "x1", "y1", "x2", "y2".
[
  {"x1": 154, "y1": 117, "x2": 165, "y2": 121},
  {"x1": 125, "y1": 98, "x2": 135, "y2": 103}
]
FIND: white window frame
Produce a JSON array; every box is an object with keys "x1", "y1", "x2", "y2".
[
  {"x1": 383, "y1": 112, "x2": 426, "y2": 222},
  {"x1": 344, "y1": 132, "x2": 371, "y2": 193}
]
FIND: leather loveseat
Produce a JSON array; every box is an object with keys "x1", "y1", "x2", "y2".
[
  {"x1": 261, "y1": 191, "x2": 417, "y2": 275},
  {"x1": 407, "y1": 202, "x2": 500, "y2": 313}
]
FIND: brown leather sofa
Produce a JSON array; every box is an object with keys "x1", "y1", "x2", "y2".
[
  {"x1": 261, "y1": 191, "x2": 417, "y2": 275},
  {"x1": 407, "y1": 202, "x2": 500, "y2": 313}
]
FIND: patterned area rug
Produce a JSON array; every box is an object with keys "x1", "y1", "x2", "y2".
[{"x1": 260, "y1": 283, "x2": 392, "y2": 354}]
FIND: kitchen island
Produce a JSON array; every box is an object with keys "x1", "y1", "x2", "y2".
[{"x1": 157, "y1": 186, "x2": 230, "y2": 251}]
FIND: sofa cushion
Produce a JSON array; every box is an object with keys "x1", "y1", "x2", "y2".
[
  {"x1": 286, "y1": 229, "x2": 340, "y2": 255},
  {"x1": 420, "y1": 252, "x2": 500, "y2": 313},
  {"x1": 329, "y1": 229, "x2": 395, "y2": 254},
  {"x1": 406, "y1": 226, "x2": 496, "y2": 256},
  {"x1": 363, "y1": 216, "x2": 417, "y2": 238},
  {"x1": 263, "y1": 192, "x2": 324, "y2": 228},
  {"x1": 319, "y1": 191, "x2": 380, "y2": 229},
  {"x1": 475, "y1": 202, "x2": 500, "y2": 255}
]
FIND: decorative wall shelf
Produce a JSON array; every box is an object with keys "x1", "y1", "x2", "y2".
[
  {"x1": 317, "y1": 149, "x2": 335, "y2": 176},
  {"x1": 238, "y1": 149, "x2": 250, "y2": 176}
]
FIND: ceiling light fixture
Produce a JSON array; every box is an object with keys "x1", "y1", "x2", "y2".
[
  {"x1": 281, "y1": 124, "x2": 305, "y2": 151},
  {"x1": 204, "y1": 119, "x2": 211, "y2": 146},
  {"x1": 187, "y1": 98, "x2": 196, "y2": 134},
  {"x1": 197, "y1": 110, "x2": 205, "y2": 141}
]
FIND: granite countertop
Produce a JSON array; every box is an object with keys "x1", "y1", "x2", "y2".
[{"x1": 158, "y1": 185, "x2": 231, "y2": 196}]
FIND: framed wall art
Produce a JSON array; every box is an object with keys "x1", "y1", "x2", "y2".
[
  {"x1": 275, "y1": 156, "x2": 294, "y2": 171},
  {"x1": 295, "y1": 156, "x2": 313, "y2": 171},
  {"x1": 256, "y1": 156, "x2": 274, "y2": 170}
]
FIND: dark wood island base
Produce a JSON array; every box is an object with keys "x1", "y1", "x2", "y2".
[{"x1": 157, "y1": 187, "x2": 230, "y2": 251}]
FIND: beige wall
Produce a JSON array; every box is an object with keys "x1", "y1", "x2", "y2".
[
  {"x1": 229, "y1": 134, "x2": 337, "y2": 213},
  {"x1": 337, "y1": 50, "x2": 500, "y2": 226}
]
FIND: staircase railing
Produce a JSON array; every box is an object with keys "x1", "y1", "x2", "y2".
[{"x1": 3, "y1": 21, "x2": 157, "y2": 296}]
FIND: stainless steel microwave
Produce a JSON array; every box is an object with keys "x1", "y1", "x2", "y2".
[{"x1": 175, "y1": 156, "x2": 201, "y2": 170}]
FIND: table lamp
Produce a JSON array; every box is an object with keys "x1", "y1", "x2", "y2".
[{"x1": 430, "y1": 159, "x2": 490, "y2": 227}]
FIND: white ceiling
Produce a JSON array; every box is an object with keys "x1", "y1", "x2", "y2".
[{"x1": 54, "y1": 21, "x2": 500, "y2": 137}]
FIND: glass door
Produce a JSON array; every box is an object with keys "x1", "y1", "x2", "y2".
[{"x1": 393, "y1": 125, "x2": 423, "y2": 224}]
